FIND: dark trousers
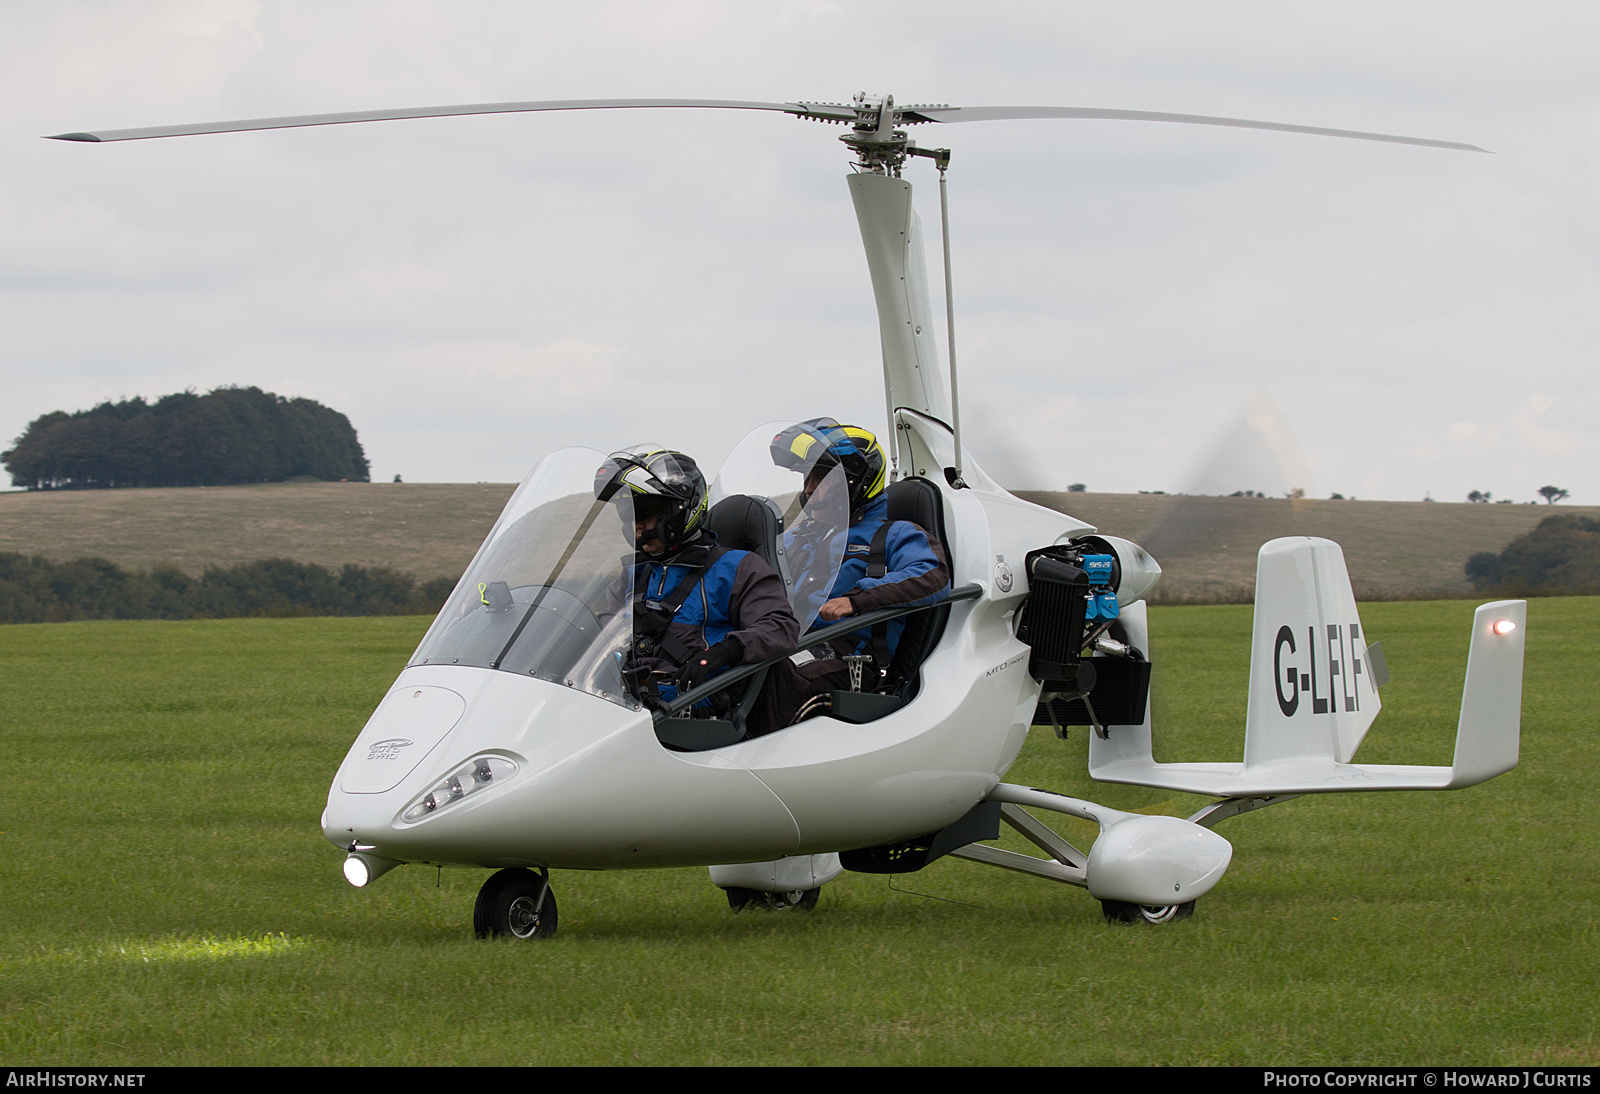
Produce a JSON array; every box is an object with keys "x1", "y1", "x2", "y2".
[{"x1": 749, "y1": 657, "x2": 854, "y2": 738}]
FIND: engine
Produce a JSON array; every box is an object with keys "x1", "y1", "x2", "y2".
[{"x1": 1016, "y1": 535, "x2": 1160, "y2": 731}]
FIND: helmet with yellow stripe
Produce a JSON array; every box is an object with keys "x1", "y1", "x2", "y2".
[
  {"x1": 594, "y1": 447, "x2": 709, "y2": 552},
  {"x1": 770, "y1": 418, "x2": 887, "y2": 521}
]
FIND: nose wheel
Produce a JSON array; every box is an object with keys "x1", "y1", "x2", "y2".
[{"x1": 474, "y1": 868, "x2": 558, "y2": 940}]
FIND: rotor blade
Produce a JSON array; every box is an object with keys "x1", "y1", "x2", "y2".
[
  {"x1": 907, "y1": 106, "x2": 1488, "y2": 153},
  {"x1": 45, "y1": 98, "x2": 857, "y2": 143}
]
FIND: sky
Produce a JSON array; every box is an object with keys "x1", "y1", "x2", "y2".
[{"x1": 2, "y1": 1, "x2": 1597, "y2": 504}]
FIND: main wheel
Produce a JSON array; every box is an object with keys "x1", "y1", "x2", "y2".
[
  {"x1": 725, "y1": 886, "x2": 760, "y2": 911},
  {"x1": 764, "y1": 887, "x2": 820, "y2": 911},
  {"x1": 474, "y1": 868, "x2": 558, "y2": 940},
  {"x1": 724, "y1": 886, "x2": 819, "y2": 912},
  {"x1": 1100, "y1": 899, "x2": 1195, "y2": 924}
]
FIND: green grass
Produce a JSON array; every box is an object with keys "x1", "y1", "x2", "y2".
[{"x1": 1, "y1": 601, "x2": 1596, "y2": 1065}]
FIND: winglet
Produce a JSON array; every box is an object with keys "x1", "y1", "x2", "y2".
[{"x1": 1446, "y1": 600, "x2": 1525, "y2": 788}]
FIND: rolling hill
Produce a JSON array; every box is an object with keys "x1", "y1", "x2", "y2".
[{"x1": 2, "y1": 481, "x2": 1588, "y2": 602}]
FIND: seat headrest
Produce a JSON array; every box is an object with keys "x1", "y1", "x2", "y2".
[
  {"x1": 706, "y1": 494, "x2": 783, "y2": 570},
  {"x1": 885, "y1": 478, "x2": 946, "y2": 546}
]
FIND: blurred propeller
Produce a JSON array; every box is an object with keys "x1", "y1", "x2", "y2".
[
  {"x1": 970, "y1": 389, "x2": 1320, "y2": 603},
  {"x1": 1136, "y1": 390, "x2": 1318, "y2": 601}
]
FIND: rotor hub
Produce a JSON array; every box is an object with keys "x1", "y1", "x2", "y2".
[{"x1": 819, "y1": 92, "x2": 948, "y2": 176}]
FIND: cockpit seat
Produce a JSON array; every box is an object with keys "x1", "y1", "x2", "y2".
[
  {"x1": 880, "y1": 477, "x2": 953, "y2": 701},
  {"x1": 653, "y1": 493, "x2": 785, "y2": 749},
  {"x1": 704, "y1": 493, "x2": 784, "y2": 574}
]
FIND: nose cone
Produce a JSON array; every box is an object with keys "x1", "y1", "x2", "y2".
[
  {"x1": 322, "y1": 667, "x2": 802, "y2": 870},
  {"x1": 338, "y1": 685, "x2": 467, "y2": 794},
  {"x1": 324, "y1": 667, "x2": 538, "y2": 857}
]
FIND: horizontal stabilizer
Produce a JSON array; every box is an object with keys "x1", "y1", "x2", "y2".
[{"x1": 1087, "y1": 538, "x2": 1524, "y2": 796}]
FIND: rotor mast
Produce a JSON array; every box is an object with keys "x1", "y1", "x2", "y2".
[{"x1": 838, "y1": 93, "x2": 964, "y2": 483}]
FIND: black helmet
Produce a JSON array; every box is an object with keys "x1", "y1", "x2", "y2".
[
  {"x1": 770, "y1": 418, "x2": 887, "y2": 520},
  {"x1": 594, "y1": 447, "x2": 709, "y2": 553}
]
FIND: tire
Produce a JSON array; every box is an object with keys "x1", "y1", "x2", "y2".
[
  {"x1": 1100, "y1": 899, "x2": 1195, "y2": 924},
  {"x1": 474, "y1": 868, "x2": 558, "y2": 940},
  {"x1": 763, "y1": 887, "x2": 819, "y2": 911},
  {"x1": 724, "y1": 886, "x2": 819, "y2": 912}
]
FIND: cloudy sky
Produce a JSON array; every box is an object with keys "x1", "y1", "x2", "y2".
[{"x1": 2, "y1": 1, "x2": 1596, "y2": 503}]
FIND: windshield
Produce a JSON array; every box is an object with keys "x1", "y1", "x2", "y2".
[
  {"x1": 710, "y1": 421, "x2": 848, "y2": 631},
  {"x1": 409, "y1": 447, "x2": 637, "y2": 707},
  {"x1": 409, "y1": 425, "x2": 851, "y2": 709}
]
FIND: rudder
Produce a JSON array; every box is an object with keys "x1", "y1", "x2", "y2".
[{"x1": 1244, "y1": 538, "x2": 1382, "y2": 768}]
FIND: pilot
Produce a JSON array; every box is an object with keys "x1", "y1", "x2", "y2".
[
  {"x1": 759, "y1": 419, "x2": 951, "y2": 730},
  {"x1": 594, "y1": 447, "x2": 799, "y2": 719}
]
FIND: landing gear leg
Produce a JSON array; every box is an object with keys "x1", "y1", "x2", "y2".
[{"x1": 474, "y1": 867, "x2": 558, "y2": 940}]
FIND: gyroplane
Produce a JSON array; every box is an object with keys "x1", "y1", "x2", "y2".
[{"x1": 51, "y1": 94, "x2": 1524, "y2": 935}]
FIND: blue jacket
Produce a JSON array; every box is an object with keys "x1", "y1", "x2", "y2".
[
  {"x1": 610, "y1": 535, "x2": 799, "y2": 703},
  {"x1": 817, "y1": 496, "x2": 951, "y2": 658}
]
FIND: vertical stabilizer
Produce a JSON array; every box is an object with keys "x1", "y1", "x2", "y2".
[{"x1": 1243, "y1": 538, "x2": 1381, "y2": 768}]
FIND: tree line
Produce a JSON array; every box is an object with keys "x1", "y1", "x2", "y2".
[
  {"x1": 3, "y1": 387, "x2": 369, "y2": 489},
  {"x1": 1466, "y1": 514, "x2": 1600, "y2": 595},
  {"x1": 0, "y1": 554, "x2": 456, "y2": 625}
]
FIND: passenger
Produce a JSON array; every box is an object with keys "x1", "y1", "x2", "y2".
[
  {"x1": 594, "y1": 448, "x2": 799, "y2": 720},
  {"x1": 757, "y1": 420, "x2": 951, "y2": 731}
]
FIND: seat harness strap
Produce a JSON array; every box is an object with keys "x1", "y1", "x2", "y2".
[
  {"x1": 868, "y1": 521, "x2": 893, "y2": 671},
  {"x1": 633, "y1": 544, "x2": 727, "y2": 665}
]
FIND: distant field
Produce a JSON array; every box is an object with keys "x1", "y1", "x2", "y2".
[
  {"x1": 0, "y1": 481, "x2": 514, "y2": 581},
  {"x1": 1018, "y1": 491, "x2": 1593, "y2": 601},
  {"x1": 2, "y1": 481, "x2": 1590, "y2": 602},
  {"x1": 1, "y1": 598, "x2": 1594, "y2": 1065}
]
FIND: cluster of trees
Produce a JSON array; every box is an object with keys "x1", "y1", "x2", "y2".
[
  {"x1": 1466, "y1": 486, "x2": 1569, "y2": 505},
  {"x1": 3, "y1": 387, "x2": 368, "y2": 489},
  {"x1": 1465, "y1": 514, "x2": 1600, "y2": 595},
  {"x1": 0, "y1": 554, "x2": 456, "y2": 625}
]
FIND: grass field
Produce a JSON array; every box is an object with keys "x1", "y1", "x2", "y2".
[{"x1": 1, "y1": 599, "x2": 1596, "y2": 1066}]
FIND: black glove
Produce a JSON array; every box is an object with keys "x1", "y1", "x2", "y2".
[{"x1": 676, "y1": 636, "x2": 744, "y2": 693}]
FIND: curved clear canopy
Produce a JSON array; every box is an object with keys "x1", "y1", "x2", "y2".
[
  {"x1": 409, "y1": 447, "x2": 637, "y2": 707},
  {"x1": 409, "y1": 423, "x2": 852, "y2": 710},
  {"x1": 709, "y1": 421, "x2": 849, "y2": 632}
]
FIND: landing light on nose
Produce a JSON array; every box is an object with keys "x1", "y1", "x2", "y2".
[{"x1": 344, "y1": 851, "x2": 400, "y2": 887}]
